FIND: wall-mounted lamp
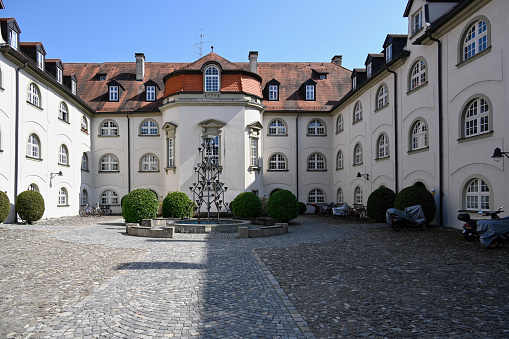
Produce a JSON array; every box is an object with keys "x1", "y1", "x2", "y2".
[
  {"x1": 50, "y1": 171, "x2": 63, "y2": 179},
  {"x1": 356, "y1": 172, "x2": 369, "y2": 180},
  {"x1": 492, "y1": 147, "x2": 509, "y2": 162}
]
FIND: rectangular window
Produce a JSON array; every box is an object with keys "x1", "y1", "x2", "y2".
[
  {"x1": 412, "y1": 10, "x2": 423, "y2": 34},
  {"x1": 9, "y1": 29, "x2": 17, "y2": 49},
  {"x1": 352, "y1": 77, "x2": 357, "y2": 90},
  {"x1": 367, "y1": 63, "x2": 372, "y2": 78},
  {"x1": 56, "y1": 68, "x2": 63, "y2": 84},
  {"x1": 109, "y1": 86, "x2": 118, "y2": 101},
  {"x1": 37, "y1": 51, "x2": 44, "y2": 70},
  {"x1": 305, "y1": 85, "x2": 315, "y2": 100},
  {"x1": 386, "y1": 45, "x2": 392, "y2": 62},
  {"x1": 250, "y1": 138, "x2": 258, "y2": 167},
  {"x1": 72, "y1": 81, "x2": 77, "y2": 95},
  {"x1": 168, "y1": 138, "x2": 174, "y2": 167},
  {"x1": 146, "y1": 86, "x2": 156, "y2": 101},
  {"x1": 268, "y1": 85, "x2": 278, "y2": 101},
  {"x1": 319, "y1": 74, "x2": 326, "y2": 80}
]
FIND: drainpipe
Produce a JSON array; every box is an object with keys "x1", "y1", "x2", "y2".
[
  {"x1": 386, "y1": 65, "x2": 399, "y2": 194},
  {"x1": 126, "y1": 113, "x2": 131, "y2": 192},
  {"x1": 296, "y1": 115, "x2": 299, "y2": 200},
  {"x1": 429, "y1": 32, "x2": 444, "y2": 227},
  {"x1": 14, "y1": 62, "x2": 28, "y2": 212}
]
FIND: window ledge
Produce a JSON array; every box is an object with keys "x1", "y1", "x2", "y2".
[
  {"x1": 27, "y1": 101, "x2": 43, "y2": 111},
  {"x1": 99, "y1": 170, "x2": 120, "y2": 173},
  {"x1": 81, "y1": 169, "x2": 89, "y2": 172},
  {"x1": 138, "y1": 170, "x2": 160, "y2": 173},
  {"x1": 58, "y1": 163, "x2": 70, "y2": 167},
  {"x1": 57, "y1": 205, "x2": 70, "y2": 208},
  {"x1": 375, "y1": 156, "x2": 390, "y2": 162},
  {"x1": 267, "y1": 134, "x2": 289, "y2": 137},
  {"x1": 98, "y1": 135, "x2": 120, "y2": 138},
  {"x1": 307, "y1": 169, "x2": 327, "y2": 172},
  {"x1": 267, "y1": 169, "x2": 289, "y2": 172},
  {"x1": 335, "y1": 130, "x2": 344, "y2": 135},
  {"x1": 408, "y1": 146, "x2": 429, "y2": 155},
  {"x1": 306, "y1": 134, "x2": 327, "y2": 137},
  {"x1": 249, "y1": 166, "x2": 261, "y2": 173},
  {"x1": 456, "y1": 46, "x2": 492, "y2": 69},
  {"x1": 457, "y1": 131, "x2": 493, "y2": 143},
  {"x1": 81, "y1": 129, "x2": 89, "y2": 135},
  {"x1": 335, "y1": 167, "x2": 344, "y2": 171},
  {"x1": 374, "y1": 103, "x2": 389, "y2": 113},
  {"x1": 407, "y1": 81, "x2": 429, "y2": 95},
  {"x1": 352, "y1": 163, "x2": 363, "y2": 167},
  {"x1": 352, "y1": 119, "x2": 363, "y2": 125},
  {"x1": 26, "y1": 156, "x2": 42, "y2": 161},
  {"x1": 139, "y1": 134, "x2": 160, "y2": 137},
  {"x1": 410, "y1": 27, "x2": 424, "y2": 39},
  {"x1": 58, "y1": 118, "x2": 70, "y2": 124}
]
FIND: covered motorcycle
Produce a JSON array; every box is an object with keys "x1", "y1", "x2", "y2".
[
  {"x1": 386, "y1": 205, "x2": 427, "y2": 231},
  {"x1": 477, "y1": 216, "x2": 509, "y2": 248},
  {"x1": 332, "y1": 202, "x2": 350, "y2": 218}
]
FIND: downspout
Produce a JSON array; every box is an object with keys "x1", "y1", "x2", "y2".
[
  {"x1": 14, "y1": 62, "x2": 28, "y2": 211},
  {"x1": 385, "y1": 65, "x2": 399, "y2": 194},
  {"x1": 429, "y1": 32, "x2": 444, "y2": 227},
  {"x1": 296, "y1": 115, "x2": 299, "y2": 200},
  {"x1": 126, "y1": 113, "x2": 131, "y2": 192}
]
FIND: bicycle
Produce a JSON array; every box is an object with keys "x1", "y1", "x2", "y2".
[
  {"x1": 79, "y1": 204, "x2": 93, "y2": 217},
  {"x1": 92, "y1": 203, "x2": 102, "y2": 216},
  {"x1": 100, "y1": 204, "x2": 112, "y2": 215}
]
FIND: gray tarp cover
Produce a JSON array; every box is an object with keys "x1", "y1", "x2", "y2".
[
  {"x1": 386, "y1": 205, "x2": 426, "y2": 225},
  {"x1": 333, "y1": 202, "x2": 350, "y2": 216},
  {"x1": 477, "y1": 216, "x2": 509, "y2": 247}
]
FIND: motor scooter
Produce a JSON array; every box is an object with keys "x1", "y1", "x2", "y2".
[
  {"x1": 386, "y1": 205, "x2": 427, "y2": 231},
  {"x1": 477, "y1": 216, "x2": 509, "y2": 248},
  {"x1": 457, "y1": 205, "x2": 504, "y2": 241}
]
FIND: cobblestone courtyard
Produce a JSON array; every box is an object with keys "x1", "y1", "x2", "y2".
[{"x1": 0, "y1": 215, "x2": 508, "y2": 338}]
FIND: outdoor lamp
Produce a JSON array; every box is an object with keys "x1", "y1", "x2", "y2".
[
  {"x1": 492, "y1": 147, "x2": 509, "y2": 162},
  {"x1": 356, "y1": 172, "x2": 369, "y2": 180},
  {"x1": 50, "y1": 171, "x2": 63, "y2": 179}
]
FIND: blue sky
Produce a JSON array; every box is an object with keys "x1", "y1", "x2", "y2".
[{"x1": 2, "y1": 0, "x2": 410, "y2": 70}]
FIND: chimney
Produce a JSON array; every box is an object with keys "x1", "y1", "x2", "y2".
[
  {"x1": 135, "y1": 53, "x2": 145, "y2": 81},
  {"x1": 331, "y1": 55, "x2": 343, "y2": 67},
  {"x1": 249, "y1": 51, "x2": 258, "y2": 73}
]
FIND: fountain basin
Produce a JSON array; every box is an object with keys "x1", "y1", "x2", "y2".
[{"x1": 136, "y1": 218, "x2": 251, "y2": 234}]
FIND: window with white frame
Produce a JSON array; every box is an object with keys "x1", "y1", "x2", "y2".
[
  {"x1": 205, "y1": 136, "x2": 220, "y2": 164},
  {"x1": 205, "y1": 66, "x2": 220, "y2": 92},
  {"x1": 337, "y1": 188, "x2": 344, "y2": 204},
  {"x1": 377, "y1": 134, "x2": 389, "y2": 159},
  {"x1": 28, "y1": 183, "x2": 39, "y2": 192},
  {"x1": 268, "y1": 85, "x2": 278, "y2": 101},
  {"x1": 28, "y1": 83, "x2": 40, "y2": 107},
  {"x1": 81, "y1": 116, "x2": 88, "y2": 133},
  {"x1": 250, "y1": 137, "x2": 258, "y2": 167},
  {"x1": 377, "y1": 85, "x2": 388, "y2": 109},
  {"x1": 101, "y1": 189, "x2": 119, "y2": 205},
  {"x1": 109, "y1": 86, "x2": 119, "y2": 101},
  {"x1": 305, "y1": 85, "x2": 315, "y2": 100},
  {"x1": 336, "y1": 150, "x2": 343, "y2": 169},
  {"x1": 354, "y1": 186, "x2": 363, "y2": 205},
  {"x1": 27, "y1": 134, "x2": 40, "y2": 158},
  {"x1": 367, "y1": 63, "x2": 372, "y2": 78},
  {"x1": 410, "y1": 60, "x2": 426, "y2": 90},
  {"x1": 146, "y1": 86, "x2": 156, "y2": 101},
  {"x1": 411, "y1": 120, "x2": 428, "y2": 150},
  {"x1": 268, "y1": 119, "x2": 286, "y2": 135},
  {"x1": 465, "y1": 178, "x2": 490, "y2": 211},
  {"x1": 58, "y1": 187, "x2": 67, "y2": 206},
  {"x1": 100, "y1": 154, "x2": 119, "y2": 171},
  {"x1": 71, "y1": 80, "x2": 77, "y2": 95},
  {"x1": 140, "y1": 154, "x2": 158, "y2": 171},
  {"x1": 307, "y1": 119, "x2": 325, "y2": 135},
  {"x1": 336, "y1": 114, "x2": 343, "y2": 133},
  {"x1": 59, "y1": 145, "x2": 68, "y2": 165},
  {"x1": 353, "y1": 102, "x2": 362, "y2": 122},
  {"x1": 59, "y1": 102, "x2": 69, "y2": 122},
  {"x1": 268, "y1": 153, "x2": 287, "y2": 170},
  {"x1": 140, "y1": 119, "x2": 158, "y2": 135},
  {"x1": 462, "y1": 20, "x2": 488, "y2": 61},
  {"x1": 352, "y1": 77, "x2": 357, "y2": 90},
  {"x1": 386, "y1": 44, "x2": 393, "y2": 62},
  {"x1": 56, "y1": 67, "x2": 63, "y2": 84},
  {"x1": 307, "y1": 153, "x2": 325, "y2": 170},
  {"x1": 37, "y1": 51, "x2": 44, "y2": 70},
  {"x1": 308, "y1": 189, "x2": 325, "y2": 203},
  {"x1": 81, "y1": 189, "x2": 88, "y2": 206},
  {"x1": 100, "y1": 120, "x2": 118, "y2": 136},
  {"x1": 464, "y1": 98, "x2": 490, "y2": 138},
  {"x1": 81, "y1": 153, "x2": 88, "y2": 170},
  {"x1": 167, "y1": 138, "x2": 175, "y2": 167},
  {"x1": 353, "y1": 143, "x2": 363, "y2": 165},
  {"x1": 412, "y1": 9, "x2": 423, "y2": 35},
  {"x1": 9, "y1": 29, "x2": 18, "y2": 49}
]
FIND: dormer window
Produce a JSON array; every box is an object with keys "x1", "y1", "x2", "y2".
[
  {"x1": 367, "y1": 63, "x2": 372, "y2": 78},
  {"x1": 204, "y1": 66, "x2": 220, "y2": 92},
  {"x1": 9, "y1": 29, "x2": 18, "y2": 49},
  {"x1": 107, "y1": 80, "x2": 123, "y2": 101},
  {"x1": 412, "y1": 9, "x2": 423, "y2": 35},
  {"x1": 319, "y1": 74, "x2": 327, "y2": 80},
  {"x1": 306, "y1": 85, "x2": 315, "y2": 100},
  {"x1": 109, "y1": 86, "x2": 118, "y2": 101},
  {"x1": 71, "y1": 80, "x2": 77, "y2": 95},
  {"x1": 352, "y1": 77, "x2": 357, "y2": 90},
  {"x1": 146, "y1": 86, "x2": 156, "y2": 101},
  {"x1": 269, "y1": 85, "x2": 278, "y2": 101},
  {"x1": 99, "y1": 74, "x2": 106, "y2": 81},
  {"x1": 37, "y1": 51, "x2": 44, "y2": 70},
  {"x1": 56, "y1": 67, "x2": 63, "y2": 84},
  {"x1": 386, "y1": 45, "x2": 392, "y2": 62}
]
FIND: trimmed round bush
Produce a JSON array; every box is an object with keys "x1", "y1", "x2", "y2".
[
  {"x1": 162, "y1": 192, "x2": 194, "y2": 219},
  {"x1": 267, "y1": 190, "x2": 299, "y2": 223},
  {"x1": 298, "y1": 202, "x2": 307, "y2": 215},
  {"x1": 16, "y1": 190, "x2": 45, "y2": 224},
  {"x1": 366, "y1": 186, "x2": 396, "y2": 222},
  {"x1": 0, "y1": 191, "x2": 10, "y2": 223},
  {"x1": 122, "y1": 188, "x2": 159, "y2": 224},
  {"x1": 394, "y1": 185, "x2": 436, "y2": 224},
  {"x1": 231, "y1": 192, "x2": 262, "y2": 219}
]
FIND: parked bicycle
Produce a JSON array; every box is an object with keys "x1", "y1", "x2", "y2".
[
  {"x1": 79, "y1": 203, "x2": 102, "y2": 217},
  {"x1": 100, "y1": 204, "x2": 112, "y2": 215}
]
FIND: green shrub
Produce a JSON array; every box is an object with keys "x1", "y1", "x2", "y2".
[
  {"x1": 366, "y1": 187, "x2": 396, "y2": 222},
  {"x1": 122, "y1": 189, "x2": 159, "y2": 223},
  {"x1": 162, "y1": 192, "x2": 194, "y2": 219},
  {"x1": 231, "y1": 192, "x2": 262, "y2": 218},
  {"x1": 16, "y1": 190, "x2": 45, "y2": 224},
  {"x1": 394, "y1": 185, "x2": 436, "y2": 224},
  {"x1": 267, "y1": 190, "x2": 299, "y2": 223},
  {"x1": 0, "y1": 191, "x2": 10, "y2": 223},
  {"x1": 298, "y1": 202, "x2": 307, "y2": 214}
]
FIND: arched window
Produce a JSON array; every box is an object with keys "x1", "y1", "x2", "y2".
[
  {"x1": 411, "y1": 120, "x2": 428, "y2": 150},
  {"x1": 58, "y1": 102, "x2": 69, "y2": 122},
  {"x1": 307, "y1": 119, "x2": 325, "y2": 135},
  {"x1": 377, "y1": 134, "x2": 389, "y2": 159},
  {"x1": 410, "y1": 59, "x2": 426, "y2": 91},
  {"x1": 268, "y1": 119, "x2": 286, "y2": 135},
  {"x1": 140, "y1": 154, "x2": 159, "y2": 171},
  {"x1": 100, "y1": 154, "x2": 119, "y2": 171},
  {"x1": 463, "y1": 97, "x2": 490, "y2": 138},
  {"x1": 28, "y1": 183, "x2": 39, "y2": 192},
  {"x1": 465, "y1": 178, "x2": 490, "y2": 211},
  {"x1": 353, "y1": 143, "x2": 363, "y2": 165},
  {"x1": 353, "y1": 102, "x2": 362, "y2": 122},
  {"x1": 140, "y1": 119, "x2": 158, "y2": 135},
  {"x1": 101, "y1": 189, "x2": 119, "y2": 205},
  {"x1": 58, "y1": 187, "x2": 68, "y2": 206},
  {"x1": 337, "y1": 188, "x2": 344, "y2": 204},
  {"x1": 81, "y1": 153, "x2": 88, "y2": 170},
  {"x1": 308, "y1": 189, "x2": 325, "y2": 203},
  {"x1": 59, "y1": 144, "x2": 68, "y2": 165},
  {"x1": 268, "y1": 153, "x2": 287, "y2": 170},
  {"x1": 27, "y1": 133, "x2": 40, "y2": 159},
  {"x1": 336, "y1": 114, "x2": 343, "y2": 133},
  {"x1": 462, "y1": 19, "x2": 489, "y2": 62},
  {"x1": 204, "y1": 66, "x2": 220, "y2": 92},
  {"x1": 354, "y1": 186, "x2": 363, "y2": 205},
  {"x1": 376, "y1": 85, "x2": 388, "y2": 109},
  {"x1": 81, "y1": 116, "x2": 88, "y2": 133},
  {"x1": 100, "y1": 120, "x2": 118, "y2": 136},
  {"x1": 307, "y1": 153, "x2": 325, "y2": 170},
  {"x1": 336, "y1": 150, "x2": 343, "y2": 169},
  {"x1": 81, "y1": 189, "x2": 88, "y2": 206},
  {"x1": 28, "y1": 83, "x2": 40, "y2": 107}
]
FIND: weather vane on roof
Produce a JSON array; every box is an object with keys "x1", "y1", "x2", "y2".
[{"x1": 194, "y1": 29, "x2": 211, "y2": 58}]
